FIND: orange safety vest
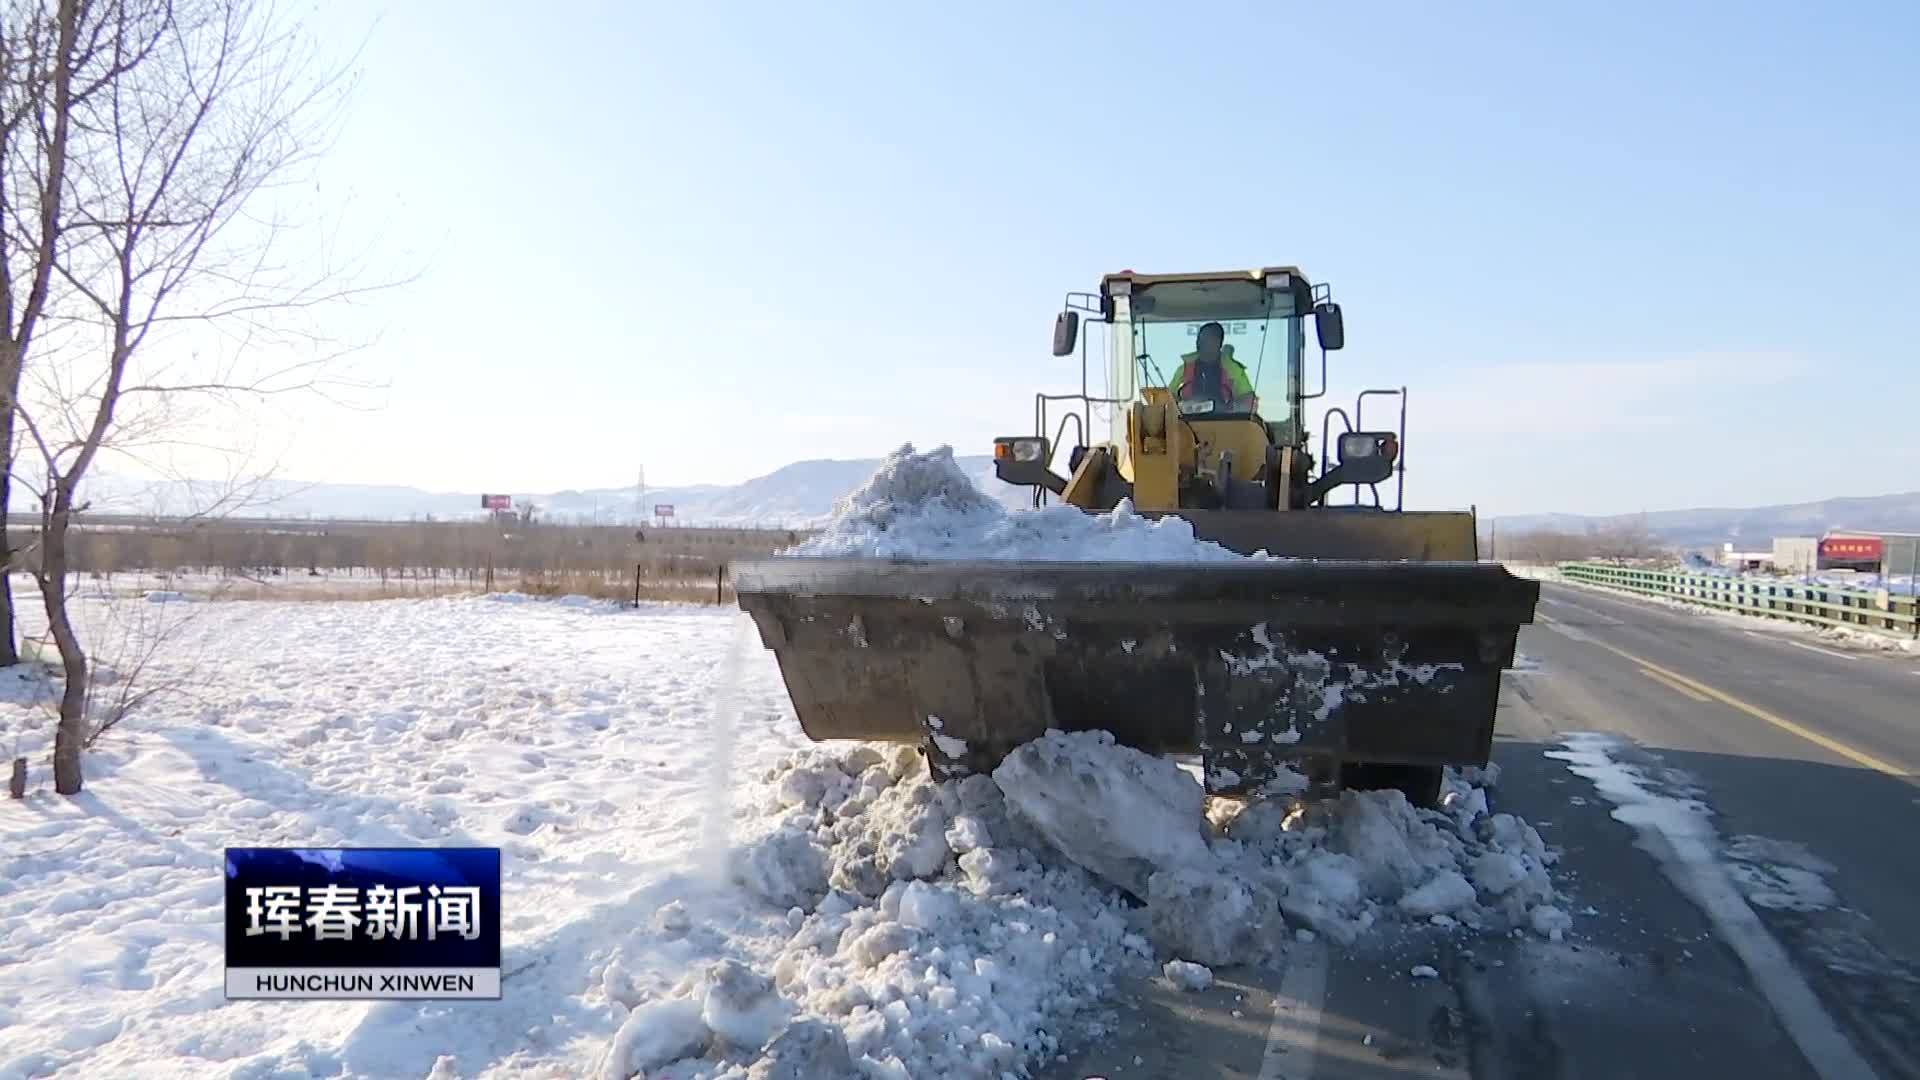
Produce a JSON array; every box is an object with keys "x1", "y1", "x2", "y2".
[{"x1": 1177, "y1": 356, "x2": 1239, "y2": 401}]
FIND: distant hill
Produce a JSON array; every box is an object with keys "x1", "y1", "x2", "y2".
[
  {"x1": 72, "y1": 460, "x2": 1920, "y2": 543},
  {"x1": 75, "y1": 454, "x2": 1024, "y2": 526},
  {"x1": 1492, "y1": 491, "x2": 1920, "y2": 550}
]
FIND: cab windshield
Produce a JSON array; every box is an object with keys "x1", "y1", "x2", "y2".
[{"x1": 1125, "y1": 280, "x2": 1303, "y2": 440}]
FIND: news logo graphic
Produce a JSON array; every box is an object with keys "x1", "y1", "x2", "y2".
[{"x1": 225, "y1": 847, "x2": 501, "y2": 1000}]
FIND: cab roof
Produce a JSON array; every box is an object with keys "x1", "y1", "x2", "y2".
[{"x1": 1101, "y1": 266, "x2": 1307, "y2": 293}]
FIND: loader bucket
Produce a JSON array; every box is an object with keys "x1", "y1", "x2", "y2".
[{"x1": 733, "y1": 557, "x2": 1540, "y2": 796}]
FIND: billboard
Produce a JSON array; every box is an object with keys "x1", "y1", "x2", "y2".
[
  {"x1": 225, "y1": 846, "x2": 501, "y2": 1000},
  {"x1": 654, "y1": 504, "x2": 675, "y2": 518},
  {"x1": 480, "y1": 494, "x2": 512, "y2": 511},
  {"x1": 1819, "y1": 535, "x2": 1882, "y2": 565}
]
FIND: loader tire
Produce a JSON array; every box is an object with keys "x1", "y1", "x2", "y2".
[{"x1": 1341, "y1": 762, "x2": 1444, "y2": 809}]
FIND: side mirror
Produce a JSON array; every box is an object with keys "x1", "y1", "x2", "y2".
[
  {"x1": 1314, "y1": 302, "x2": 1345, "y2": 351},
  {"x1": 1052, "y1": 310, "x2": 1079, "y2": 357}
]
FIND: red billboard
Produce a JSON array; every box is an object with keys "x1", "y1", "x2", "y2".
[
  {"x1": 1819, "y1": 536, "x2": 1882, "y2": 563},
  {"x1": 481, "y1": 494, "x2": 511, "y2": 511}
]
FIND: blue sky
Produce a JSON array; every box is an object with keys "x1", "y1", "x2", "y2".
[{"x1": 266, "y1": 0, "x2": 1919, "y2": 517}]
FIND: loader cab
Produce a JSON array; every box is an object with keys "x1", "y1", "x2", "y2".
[
  {"x1": 1012, "y1": 265, "x2": 1364, "y2": 512},
  {"x1": 1100, "y1": 269, "x2": 1313, "y2": 449}
]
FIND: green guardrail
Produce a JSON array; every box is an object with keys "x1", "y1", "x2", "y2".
[{"x1": 1557, "y1": 563, "x2": 1920, "y2": 639}]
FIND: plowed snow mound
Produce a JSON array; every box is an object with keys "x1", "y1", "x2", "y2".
[
  {"x1": 595, "y1": 733, "x2": 1567, "y2": 1079},
  {"x1": 597, "y1": 745, "x2": 1146, "y2": 1080},
  {"x1": 785, "y1": 443, "x2": 1268, "y2": 562}
]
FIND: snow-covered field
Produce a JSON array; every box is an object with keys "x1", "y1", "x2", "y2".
[
  {"x1": 25, "y1": 569, "x2": 629, "y2": 604},
  {"x1": 1, "y1": 447, "x2": 1571, "y2": 1079},
  {"x1": 0, "y1": 592, "x2": 815, "y2": 1079}
]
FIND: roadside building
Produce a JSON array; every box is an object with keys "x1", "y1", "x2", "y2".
[
  {"x1": 1771, "y1": 536, "x2": 1818, "y2": 575},
  {"x1": 1719, "y1": 542, "x2": 1773, "y2": 572}
]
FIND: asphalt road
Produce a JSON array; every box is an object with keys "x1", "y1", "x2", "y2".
[{"x1": 1042, "y1": 581, "x2": 1920, "y2": 1080}]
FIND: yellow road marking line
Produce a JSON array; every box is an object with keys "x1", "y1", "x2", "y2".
[
  {"x1": 1534, "y1": 613, "x2": 1912, "y2": 778},
  {"x1": 1638, "y1": 666, "x2": 1711, "y2": 702}
]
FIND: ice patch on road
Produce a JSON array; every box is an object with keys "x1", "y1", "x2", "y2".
[
  {"x1": 784, "y1": 443, "x2": 1272, "y2": 562},
  {"x1": 1545, "y1": 734, "x2": 1840, "y2": 914},
  {"x1": 1723, "y1": 835, "x2": 1840, "y2": 912},
  {"x1": 1545, "y1": 732, "x2": 1877, "y2": 1078}
]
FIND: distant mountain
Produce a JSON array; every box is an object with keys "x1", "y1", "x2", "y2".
[
  {"x1": 1492, "y1": 492, "x2": 1920, "y2": 550},
  {"x1": 75, "y1": 454, "x2": 1024, "y2": 526},
  {"x1": 72, "y1": 459, "x2": 1920, "y2": 543}
]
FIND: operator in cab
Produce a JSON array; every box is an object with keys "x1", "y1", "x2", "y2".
[{"x1": 1169, "y1": 321, "x2": 1257, "y2": 413}]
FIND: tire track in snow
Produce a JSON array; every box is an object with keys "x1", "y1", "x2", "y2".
[{"x1": 1546, "y1": 733, "x2": 1877, "y2": 1080}]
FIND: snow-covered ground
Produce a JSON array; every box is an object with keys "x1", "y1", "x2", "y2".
[
  {"x1": 1, "y1": 447, "x2": 1570, "y2": 1079},
  {"x1": 0, "y1": 592, "x2": 814, "y2": 1079},
  {"x1": 15, "y1": 569, "x2": 621, "y2": 604}
]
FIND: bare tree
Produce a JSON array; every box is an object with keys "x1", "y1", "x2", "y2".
[
  {"x1": 0, "y1": 0, "x2": 85, "y2": 667},
  {"x1": 6, "y1": 0, "x2": 377, "y2": 794}
]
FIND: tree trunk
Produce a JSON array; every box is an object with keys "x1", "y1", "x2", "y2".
[
  {"x1": 0, "y1": 343, "x2": 18, "y2": 668},
  {"x1": 0, "y1": 472, "x2": 15, "y2": 664},
  {"x1": 43, "y1": 495, "x2": 87, "y2": 794}
]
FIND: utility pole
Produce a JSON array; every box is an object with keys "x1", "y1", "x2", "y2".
[{"x1": 636, "y1": 465, "x2": 646, "y2": 525}]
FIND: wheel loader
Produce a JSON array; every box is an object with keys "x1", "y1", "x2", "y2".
[{"x1": 731, "y1": 266, "x2": 1538, "y2": 806}]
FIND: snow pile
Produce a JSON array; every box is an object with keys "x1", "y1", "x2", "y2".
[
  {"x1": 991, "y1": 728, "x2": 1211, "y2": 898},
  {"x1": 594, "y1": 742, "x2": 1149, "y2": 1080},
  {"x1": 598, "y1": 729, "x2": 1569, "y2": 1078},
  {"x1": 1146, "y1": 863, "x2": 1283, "y2": 964},
  {"x1": 785, "y1": 443, "x2": 1267, "y2": 562},
  {"x1": 993, "y1": 732, "x2": 1561, "y2": 949},
  {"x1": 1216, "y1": 768, "x2": 1561, "y2": 946}
]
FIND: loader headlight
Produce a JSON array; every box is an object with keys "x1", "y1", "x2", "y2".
[
  {"x1": 1339, "y1": 433, "x2": 1379, "y2": 461},
  {"x1": 994, "y1": 437, "x2": 1048, "y2": 464}
]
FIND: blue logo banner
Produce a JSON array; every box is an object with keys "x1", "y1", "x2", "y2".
[{"x1": 224, "y1": 846, "x2": 501, "y2": 999}]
